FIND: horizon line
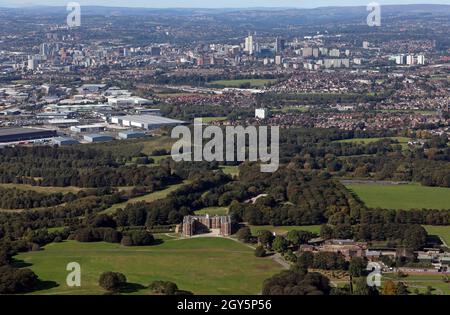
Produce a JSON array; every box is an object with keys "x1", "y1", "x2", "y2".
[{"x1": 1, "y1": 3, "x2": 449, "y2": 10}]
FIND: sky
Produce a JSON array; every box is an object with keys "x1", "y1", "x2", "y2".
[{"x1": 0, "y1": 0, "x2": 449, "y2": 8}]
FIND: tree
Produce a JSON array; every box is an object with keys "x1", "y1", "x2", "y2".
[
  {"x1": 286, "y1": 230, "x2": 314, "y2": 247},
  {"x1": 396, "y1": 282, "x2": 408, "y2": 295},
  {"x1": 349, "y1": 257, "x2": 366, "y2": 278},
  {"x1": 272, "y1": 236, "x2": 289, "y2": 253},
  {"x1": 257, "y1": 230, "x2": 274, "y2": 248},
  {"x1": 254, "y1": 245, "x2": 266, "y2": 257},
  {"x1": 320, "y1": 225, "x2": 334, "y2": 240},
  {"x1": 0, "y1": 266, "x2": 38, "y2": 294},
  {"x1": 297, "y1": 252, "x2": 314, "y2": 269},
  {"x1": 149, "y1": 280, "x2": 179, "y2": 295},
  {"x1": 353, "y1": 277, "x2": 379, "y2": 296},
  {"x1": 99, "y1": 272, "x2": 127, "y2": 292},
  {"x1": 236, "y1": 227, "x2": 252, "y2": 243},
  {"x1": 381, "y1": 280, "x2": 397, "y2": 295}
]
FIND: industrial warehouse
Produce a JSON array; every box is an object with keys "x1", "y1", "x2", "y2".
[
  {"x1": 0, "y1": 127, "x2": 57, "y2": 143},
  {"x1": 110, "y1": 115, "x2": 186, "y2": 130}
]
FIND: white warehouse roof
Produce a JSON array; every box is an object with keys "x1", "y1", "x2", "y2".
[{"x1": 112, "y1": 115, "x2": 185, "y2": 125}]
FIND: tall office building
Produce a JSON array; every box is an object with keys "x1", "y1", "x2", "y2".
[
  {"x1": 40, "y1": 43, "x2": 49, "y2": 57},
  {"x1": 275, "y1": 37, "x2": 285, "y2": 54},
  {"x1": 417, "y1": 55, "x2": 426, "y2": 65},
  {"x1": 245, "y1": 35, "x2": 254, "y2": 55}
]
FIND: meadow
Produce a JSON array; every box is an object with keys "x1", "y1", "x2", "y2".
[
  {"x1": 14, "y1": 238, "x2": 282, "y2": 295},
  {"x1": 383, "y1": 274, "x2": 450, "y2": 295},
  {"x1": 423, "y1": 225, "x2": 450, "y2": 246},
  {"x1": 195, "y1": 207, "x2": 229, "y2": 216},
  {"x1": 336, "y1": 137, "x2": 411, "y2": 145},
  {"x1": 345, "y1": 182, "x2": 450, "y2": 210},
  {"x1": 101, "y1": 181, "x2": 188, "y2": 214}
]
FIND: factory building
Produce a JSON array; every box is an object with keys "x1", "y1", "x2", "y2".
[
  {"x1": 118, "y1": 131, "x2": 147, "y2": 140},
  {"x1": 0, "y1": 127, "x2": 57, "y2": 143},
  {"x1": 70, "y1": 123, "x2": 107, "y2": 133},
  {"x1": 53, "y1": 137, "x2": 80, "y2": 146},
  {"x1": 84, "y1": 134, "x2": 114, "y2": 143},
  {"x1": 110, "y1": 115, "x2": 185, "y2": 130}
]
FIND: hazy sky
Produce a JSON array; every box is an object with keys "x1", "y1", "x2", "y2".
[{"x1": 1, "y1": 0, "x2": 449, "y2": 8}]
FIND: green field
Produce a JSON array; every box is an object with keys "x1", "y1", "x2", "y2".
[
  {"x1": 336, "y1": 137, "x2": 411, "y2": 145},
  {"x1": 220, "y1": 165, "x2": 240, "y2": 176},
  {"x1": 195, "y1": 207, "x2": 229, "y2": 216},
  {"x1": 383, "y1": 274, "x2": 450, "y2": 295},
  {"x1": 14, "y1": 238, "x2": 282, "y2": 295},
  {"x1": 249, "y1": 225, "x2": 321, "y2": 236},
  {"x1": 101, "y1": 181, "x2": 188, "y2": 214},
  {"x1": 0, "y1": 183, "x2": 82, "y2": 194},
  {"x1": 345, "y1": 183, "x2": 450, "y2": 210},
  {"x1": 208, "y1": 79, "x2": 276, "y2": 88},
  {"x1": 423, "y1": 226, "x2": 450, "y2": 246},
  {"x1": 140, "y1": 136, "x2": 177, "y2": 155}
]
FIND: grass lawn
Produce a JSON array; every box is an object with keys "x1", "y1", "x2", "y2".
[
  {"x1": 345, "y1": 182, "x2": 450, "y2": 210},
  {"x1": 0, "y1": 183, "x2": 82, "y2": 194},
  {"x1": 383, "y1": 274, "x2": 450, "y2": 295},
  {"x1": 249, "y1": 225, "x2": 321, "y2": 236},
  {"x1": 423, "y1": 226, "x2": 450, "y2": 246},
  {"x1": 14, "y1": 238, "x2": 282, "y2": 295},
  {"x1": 336, "y1": 137, "x2": 411, "y2": 145},
  {"x1": 220, "y1": 165, "x2": 240, "y2": 176},
  {"x1": 195, "y1": 207, "x2": 229, "y2": 216},
  {"x1": 140, "y1": 136, "x2": 176, "y2": 155},
  {"x1": 101, "y1": 181, "x2": 188, "y2": 214},
  {"x1": 208, "y1": 79, "x2": 276, "y2": 88}
]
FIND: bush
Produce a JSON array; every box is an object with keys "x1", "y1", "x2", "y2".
[
  {"x1": 236, "y1": 227, "x2": 252, "y2": 243},
  {"x1": 254, "y1": 245, "x2": 266, "y2": 257},
  {"x1": 120, "y1": 235, "x2": 133, "y2": 246},
  {"x1": 0, "y1": 266, "x2": 39, "y2": 294},
  {"x1": 98, "y1": 272, "x2": 127, "y2": 292},
  {"x1": 149, "y1": 280, "x2": 179, "y2": 295}
]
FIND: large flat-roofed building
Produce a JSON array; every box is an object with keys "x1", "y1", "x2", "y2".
[
  {"x1": 70, "y1": 123, "x2": 107, "y2": 133},
  {"x1": 118, "y1": 131, "x2": 147, "y2": 140},
  {"x1": 52, "y1": 137, "x2": 80, "y2": 146},
  {"x1": 110, "y1": 115, "x2": 185, "y2": 130},
  {"x1": 84, "y1": 134, "x2": 114, "y2": 143},
  {"x1": 181, "y1": 215, "x2": 232, "y2": 237},
  {"x1": 0, "y1": 127, "x2": 57, "y2": 143}
]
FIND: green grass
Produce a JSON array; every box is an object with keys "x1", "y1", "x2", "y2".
[
  {"x1": 220, "y1": 165, "x2": 240, "y2": 176},
  {"x1": 336, "y1": 137, "x2": 411, "y2": 144},
  {"x1": 249, "y1": 225, "x2": 321, "y2": 236},
  {"x1": 383, "y1": 274, "x2": 450, "y2": 295},
  {"x1": 423, "y1": 226, "x2": 450, "y2": 246},
  {"x1": 195, "y1": 207, "x2": 229, "y2": 216},
  {"x1": 0, "y1": 183, "x2": 82, "y2": 194},
  {"x1": 140, "y1": 136, "x2": 176, "y2": 155},
  {"x1": 15, "y1": 238, "x2": 282, "y2": 295},
  {"x1": 208, "y1": 79, "x2": 276, "y2": 88},
  {"x1": 101, "y1": 181, "x2": 188, "y2": 214},
  {"x1": 346, "y1": 183, "x2": 450, "y2": 210}
]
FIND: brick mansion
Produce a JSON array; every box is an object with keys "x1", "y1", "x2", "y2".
[{"x1": 180, "y1": 215, "x2": 232, "y2": 237}]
